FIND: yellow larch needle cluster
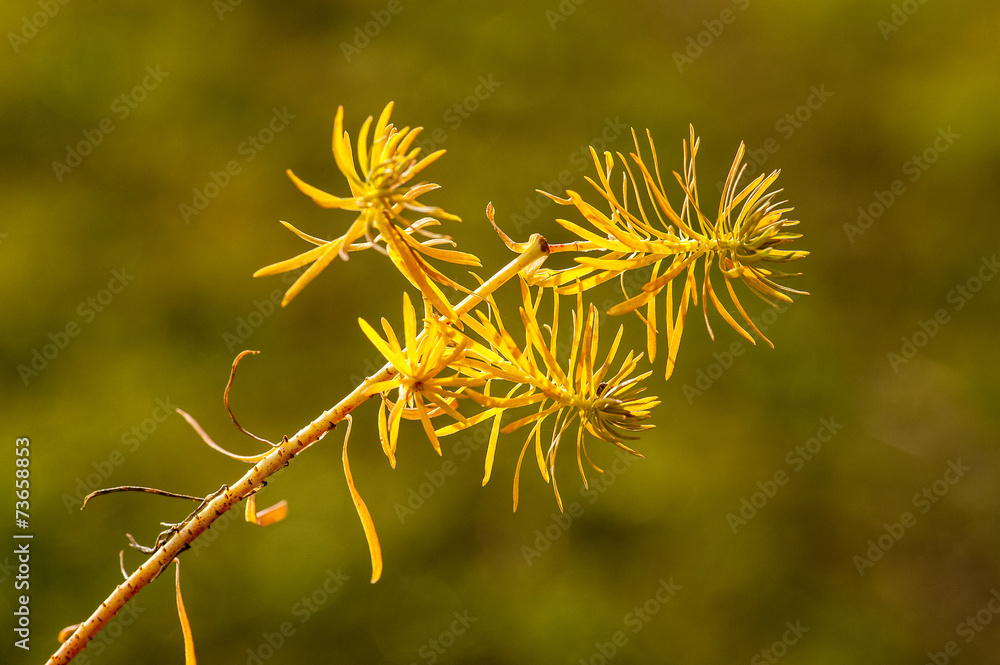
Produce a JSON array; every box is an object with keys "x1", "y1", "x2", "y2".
[
  {"x1": 254, "y1": 102, "x2": 479, "y2": 316},
  {"x1": 531, "y1": 125, "x2": 809, "y2": 378}
]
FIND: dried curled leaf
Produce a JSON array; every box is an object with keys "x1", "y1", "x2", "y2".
[
  {"x1": 57, "y1": 624, "x2": 81, "y2": 644},
  {"x1": 174, "y1": 559, "x2": 196, "y2": 665},
  {"x1": 341, "y1": 415, "x2": 383, "y2": 583},
  {"x1": 245, "y1": 494, "x2": 289, "y2": 527}
]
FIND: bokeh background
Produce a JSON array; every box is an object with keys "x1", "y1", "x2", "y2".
[{"x1": 3, "y1": 1, "x2": 999, "y2": 663}]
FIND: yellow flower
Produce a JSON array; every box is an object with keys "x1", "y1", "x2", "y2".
[
  {"x1": 255, "y1": 102, "x2": 480, "y2": 314},
  {"x1": 532, "y1": 125, "x2": 808, "y2": 378}
]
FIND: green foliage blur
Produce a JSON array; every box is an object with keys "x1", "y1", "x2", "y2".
[{"x1": 3, "y1": 1, "x2": 999, "y2": 663}]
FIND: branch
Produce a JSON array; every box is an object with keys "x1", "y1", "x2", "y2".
[{"x1": 46, "y1": 234, "x2": 550, "y2": 665}]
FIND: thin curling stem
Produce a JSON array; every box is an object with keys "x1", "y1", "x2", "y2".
[{"x1": 46, "y1": 234, "x2": 550, "y2": 665}]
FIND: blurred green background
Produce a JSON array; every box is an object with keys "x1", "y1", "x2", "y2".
[{"x1": 3, "y1": 1, "x2": 999, "y2": 663}]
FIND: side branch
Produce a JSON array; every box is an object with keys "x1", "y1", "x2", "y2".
[{"x1": 47, "y1": 234, "x2": 550, "y2": 665}]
